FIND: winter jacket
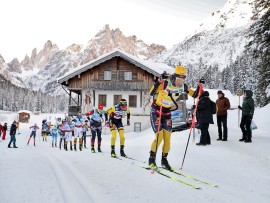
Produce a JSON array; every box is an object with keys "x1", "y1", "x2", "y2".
[
  {"x1": 197, "y1": 92, "x2": 214, "y2": 124},
  {"x1": 3, "y1": 124, "x2": 7, "y2": 131},
  {"x1": 241, "y1": 90, "x2": 254, "y2": 117},
  {"x1": 0, "y1": 124, "x2": 2, "y2": 132},
  {"x1": 10, "y1": 123, "x2": 17, "y2": 135},
  {"x1": 216, "y1": 94, "x2": 230, "y2": 116}
]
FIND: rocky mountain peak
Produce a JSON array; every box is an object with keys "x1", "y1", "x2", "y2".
[
  {"x1": 7, "y1": 58, "x2": 22, "y2": 73},
  {"x1": 20, "y1": 40, "x2": 59, "y2": 70}
]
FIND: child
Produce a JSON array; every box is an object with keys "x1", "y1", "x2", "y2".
[
  {"x1": 27, "y1": 123, "x2": 40, "y2": 146},
  {"x1": 82, "y1": 120, "x2": 90, "y2": 148},
  {"x1": 2, "y1": 123, "x2": 7, "y2": 140},
  {"x1": 59, "y1": 121, "x2": 66, "y2": 150},
  {"x1": 51, "y1": 124, "x2": 58, "y2": 147}
]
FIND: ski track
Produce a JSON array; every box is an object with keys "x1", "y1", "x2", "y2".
[
  {"x1": 1, "y1": 109, "x2": 270, "y2": 203},
  {"x1": 43, "y1": 153, "x2": 103, "y2": 203}
]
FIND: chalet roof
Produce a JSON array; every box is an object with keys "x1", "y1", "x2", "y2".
[{"x1": 57, "y1": 49, "x2": 174, "y2": 84}]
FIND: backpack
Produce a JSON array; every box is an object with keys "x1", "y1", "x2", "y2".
[{"x1": 210, "y1": 100, "x2": 217, "y2": 114}]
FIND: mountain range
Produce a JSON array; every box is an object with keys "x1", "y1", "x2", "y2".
[{"x1": 1, "y1": 24, "x2": 166, "y2": 93}]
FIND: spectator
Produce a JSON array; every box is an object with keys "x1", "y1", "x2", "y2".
[
  {"x1": 2, "y1": 123, "x2": 7, "y2": 140},
  {"x1": 238, "y1": 90, "x2": 254, "y2": 143},
  {"x1": 0, "y1": 122, "x2": 2, "y2": 139},
  {"x1": 216, "y1": 90, "x2": 230, "y2": 141},
  {"x1": 196, "y1": 91, "x2": 214, "y2": 146},
  {"x1": 8, "y1": 121, "x2": 18, "y2": 148}
]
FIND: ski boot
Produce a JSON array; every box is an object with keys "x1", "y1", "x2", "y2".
[
  {"x1": 148, "y1": 151, "x2": 157, "y2": 169},
  {"x1": 98, "y1": 145, "x2": 102, "y2": 153},
  {"x1": 120, "y1": 145, "x2": 127, "y2": 157},
  {"x1": 79, "y1": 144, "x2": 82, "y2": 151},
  {"x1": 74, "y1": 144, "x2": 77, "y2": 151},
  {"x1": 91, "y1": 145, "x2": 95, "y2": 153},
  {"x1": 70, "y1": 145, "x2": 73, "y2": 151},
  {"x1": 111, "y1": 146, "x2": 116, "y2": 157},
  {"x1": 65, "y1": 143, "x2": 68, "y2": 151},
  {"x1": 239, "y1": 136, "x2": 246, "y2": 142},
  {"x1": 161, "y1": 153, "x2": 172, "y2": 171},
  {"x1": 52, "y1": 143, "x2": 54, "y2": 147}
]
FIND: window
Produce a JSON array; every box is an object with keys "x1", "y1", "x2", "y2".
[
  {"x1": 114, "y1": 95, "x2": 122, "y2": 105},
  {"x1": 124, "y1": 72, "x2": 132, "y2": 81},
  {"x1": 104, "y1": 71, "x2": 112, "y2": 80},
  {"x1": 129, "y1": 95, "x2": 137, "y2": 108},
  {"x1": 98, "y1": 95, "x2": 107, "y2": 107}
]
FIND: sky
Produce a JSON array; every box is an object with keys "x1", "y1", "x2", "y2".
[{"x1": 0, "y1": 0, "x2": 227, "y2": 63}]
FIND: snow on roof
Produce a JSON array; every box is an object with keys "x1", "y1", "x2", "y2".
[
  {"x1": 57, "y1": 49, "x2": 174, "y2": 84},
  {"x1": 17, "y1": 110, "x2": 32, "y2": 114}
]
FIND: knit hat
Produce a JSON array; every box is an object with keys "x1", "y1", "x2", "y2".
[
  {"x1": 201, "y1": 91, "x2": 209, "y2": 97},
  {"x1": 217, "y1": 90, "x2": 223, "y2": 94}
]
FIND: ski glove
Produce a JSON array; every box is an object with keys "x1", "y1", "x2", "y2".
[
  {"x1": 127, "y1": 121, "x2": 130, "y2": 126},
  {"x1": 238, "y1": 105, "x2": 242, "y2": 110}
]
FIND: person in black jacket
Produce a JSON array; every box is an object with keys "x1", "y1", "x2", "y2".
[
  {"x1": 8, "y1": 121, "x2": 18, "y2": 148},
  {"x1": 238, "y1": 90, "x2": 254, "y2": 143},
  {"x1": 196, "y1": 91, "x2": 214, "y2": 146}
]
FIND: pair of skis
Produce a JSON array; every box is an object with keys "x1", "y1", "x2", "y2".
[
  {"x1": 110, "y1": 154, "x2": 217, "y2": 190},
  {"x1": 143, "y1": 166, "x2": 218, "y2": 189}
]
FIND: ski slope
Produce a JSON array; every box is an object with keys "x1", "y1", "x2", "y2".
[{"x1": 0, "y1": 104, "x2": 270, "y2": 203}]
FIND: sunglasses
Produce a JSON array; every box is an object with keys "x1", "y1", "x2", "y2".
[{"x1": 175, "y1": 74, "x2": 186, "y2": 79}]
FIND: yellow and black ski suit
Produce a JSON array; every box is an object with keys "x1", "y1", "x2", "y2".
[
  {"x1": 105, "y1": 105, "x2": 130, "y2": 146},
  {"x1": 149, "y1": 79, "x2": 199, "y2": 153}
]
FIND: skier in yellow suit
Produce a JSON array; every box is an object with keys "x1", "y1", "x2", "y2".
[
  {"x1": 105, "y1": 99, "x2": 130, "y2": 158},
  {"x1": 149, "y1": 65, "x2": 203, "y2": 170}
]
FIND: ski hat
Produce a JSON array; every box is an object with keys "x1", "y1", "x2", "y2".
[
  {"x1": 199, "y1": 78, "x2": 205, "y2": 84},
  {"x1": 201, "y1": 91, "x2": 209, "y2": 97},
  {"x1": 119, "y1": 99, "x2": 127, "y2": 110},
  {"x1": 98, "y1": 104, "x2": 104, "y2": 110},
  {"x1": 217, "y1": 90, "x2": 223, "y2": 95},
  {"x1": 174, "y1": 66, "x2": 186, "y2": 77}
]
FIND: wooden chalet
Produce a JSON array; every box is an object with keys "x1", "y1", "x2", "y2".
[{"x1": 57, "y1": 49, "x2": 174, "y2": 116}]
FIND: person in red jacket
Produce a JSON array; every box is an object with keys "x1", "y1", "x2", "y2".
[
  {"x1": 2, "y1": 123, "x2": 7, "y2": 140},
  {"x1": 216, "y1": 90, "x2": 230, "y2": 141},
  {"x1": 0, "y1": 122, "x2": 3, "y2": 139}
]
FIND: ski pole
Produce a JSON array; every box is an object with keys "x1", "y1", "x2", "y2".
[
  {"x1": 180, "y1": 82, "x2": 203, "y2": 170},
  {"x1": 237, "y1": 88, "x2": 242, "y2": 127}
]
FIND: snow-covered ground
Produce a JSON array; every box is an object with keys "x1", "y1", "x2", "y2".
[{"x1": 0, "y1": 103, "x2": 270, "y2": 203}]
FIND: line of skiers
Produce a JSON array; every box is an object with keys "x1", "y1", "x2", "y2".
[{"x1": 23, "y1": 100, "x2": 130, "y2": 156}]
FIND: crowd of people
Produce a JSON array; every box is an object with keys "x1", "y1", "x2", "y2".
[{"x1": 0, "y1": 65, "x2": 255, "y2": 171}]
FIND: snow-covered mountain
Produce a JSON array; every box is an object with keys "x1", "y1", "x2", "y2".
[
  {"x1": 152, "y1": 0, "x2": 261, "y2": 69},
  {"x1": 0, "y1": 55, "x2": 24, "y2": 87},
  {"x1": 4, "y1": 25, "x2": 166, "y2": 94}
]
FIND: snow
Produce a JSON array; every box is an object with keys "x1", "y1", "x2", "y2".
[{"x1": 1, "y1": 101, "x2": 270, "y2": 203}]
